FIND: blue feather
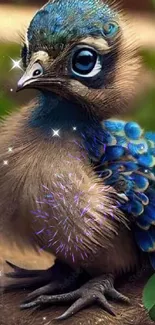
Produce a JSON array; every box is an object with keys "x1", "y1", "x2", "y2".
[
  {"x1": 104, "y1": 146, "x2": 125, "y2": 160},
  {"x1": 131, "y1": 173, "x2": 149, "y2": 191},
  {"x1": 124, "y1": 122, "x2": 142, "y2": 140},
  {"x1": 103, "y1": 120, "x2": 125, "y2": 133},
  {"x1": 145, "y1": 132, "x2": 155, "y2": 142},
  {"x1": 91, "y1": 119, "x2": 155, "y2": 269},
  {"x1": 129, "y1": 200, "x2": 144, "y2": 216},
  {"x1": 128, "y1": 142, "x2": 148, "y2": 156},
  {"x1": 138, "y1": 154, "x2": 155, "y2": 168},
  {"x1": 134, "y1": 227, "x2": 155, "y2": 252},
  {"x1": 135, "y1": 192, "x2": 149, "y2": 205},
  {"x1": 136, "y1": 216, "x2": 150, "y2": 230},
  {"x1": 28, "y1": 0, "x2": 117, "y2": 47},
  {"x1": 149, "y1": 253, "x2": 155, "y2": 269}
]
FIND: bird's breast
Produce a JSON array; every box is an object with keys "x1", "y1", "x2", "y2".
[{"x1": 0, "y1": 122, "x2": 96, "y2": 266}]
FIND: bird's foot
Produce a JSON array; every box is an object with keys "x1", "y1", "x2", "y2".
[
  {"x1": 20, "y1": 274, "x2": 130, "y2": 320},
  {"x1": 1, "y1": 259, "x2": 80, "y2": 293}
]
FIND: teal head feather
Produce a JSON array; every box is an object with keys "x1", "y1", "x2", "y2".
[{"x1": 27, "y1": 0, "x2": 118, "y2": 53}]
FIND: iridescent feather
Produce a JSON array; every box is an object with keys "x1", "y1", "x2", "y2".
[{"x1": 84, "y1": 119, "x2": 155, "y2": 269}]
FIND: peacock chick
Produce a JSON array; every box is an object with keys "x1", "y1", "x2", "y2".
[{"x1": 1, "y1": 0, "x2": 154, "y2": 321}]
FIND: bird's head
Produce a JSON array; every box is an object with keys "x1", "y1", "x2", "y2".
[{"x1": 18, "y1": 0, "x2": 141, "y2": 121}]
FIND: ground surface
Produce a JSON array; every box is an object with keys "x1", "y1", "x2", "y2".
[{"x1": 0, "y1": 244, "x2": 154, "y2": 325}]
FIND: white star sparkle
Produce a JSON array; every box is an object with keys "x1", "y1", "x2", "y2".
[
  {"x1": 73, "y1": 126, "x2": 77, "y2": 131},
  {"x1": 10, "y1": 88, "x2": 13, "y2": 92},
  {"x1": 10, "y1": 58, "x2": 23, "y2": 71},
  {"x1": 3, "y1": 160, "x2": 8, "y2": 166},
  {"x1": 8, "y1": 147, "x2": 13, "y2": 152},
  {"x1": 52, "y1": 129, "x2": 60, "y2": 137}
]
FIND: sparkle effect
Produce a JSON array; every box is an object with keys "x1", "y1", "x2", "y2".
[
  {"x1": 8, "y1": 147, "x2": 13, "y2": 153},
  {"x1": 3, "y1": 160, "x2": 8, "y2": 166},
  {"x1": 10, "y1": 58, "x2": 23, "y2": 71},
  {"x1": 52, "y1": 129, "x2": 60, "y2": 137}
]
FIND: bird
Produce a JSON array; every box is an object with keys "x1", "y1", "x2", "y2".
[{"x1": 0, "y1": 0, "x2": 154, "y2": 321}]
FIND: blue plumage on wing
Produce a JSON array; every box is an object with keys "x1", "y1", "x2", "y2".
[
  {"x1": 131, "y1": 173, "x2": 149, "y2": 192},
  {"x1": 149, "y1": 253, "x2": 155, "y2": 269},
  {"x1": 135, "y1": 192, "x2": 149, "y2": 205},
  {"x1": 145, "y1": 132, "x2": 155, "y2": 142},
  {"x1": 134, "y1": 227, "x2": 155, "y2": 252},
  {"x1": 124, "y1": 122, "x2": 143, "y2": 140},
  {"x1": 103, "y1": 120, "x2": 125, "y2": 133},
  {"x1": 138, "y1": 154, "x2": 155, "y2": 168},
  {"x1": 92, "y1": 119, "x2": 155, "y2": 269},
  {"x1": 104, "y1": 146, "x2": 125, "y2": 161}
]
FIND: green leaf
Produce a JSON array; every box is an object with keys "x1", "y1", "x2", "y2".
[
  {"x1": 143, "y1": 273, "x2": 155, "y2": 313},
  {"x1": 149, "y1": 305, "x2": 155, "y2": 321}
]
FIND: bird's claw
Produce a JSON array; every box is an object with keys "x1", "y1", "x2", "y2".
[{"x1": 20, "y1": 274, "x2": 130, "y2": 320}]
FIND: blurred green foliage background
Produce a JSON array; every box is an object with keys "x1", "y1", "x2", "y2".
[
  {"x1": 0, "y1": 1, "x2": 155, "y2": 131},
  {"x1": 132, "y1": 48, "x2": 155, "y2": 130}
]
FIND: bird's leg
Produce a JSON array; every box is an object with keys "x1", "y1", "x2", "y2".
[
  {"x1": 20, "y1": 273, "x2": 130, "y2": 320},
  {"x1": 1, "y1": 259, "x2": 83, "y2": 294}
]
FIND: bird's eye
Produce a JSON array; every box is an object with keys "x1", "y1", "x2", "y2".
[
  {"x1": 103, "y1": 21, "x2": 119, "y2": 38},
  {"x1": 32, "y1": 62, "x2": 43, "y2": 77},
  {"x1": 33, "y1": 69, "x2": 42, "y2": 77},
  {"x1": 72, "y1": 48, "x2": 102, "y2": 78}
]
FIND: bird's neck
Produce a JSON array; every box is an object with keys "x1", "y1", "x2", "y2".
[
  {"x1": 28, "y1": 91, "x2": 105, "y2": 161},
  {"x1": 29, "y1": 91, "x2": 93, "y2": 131}
]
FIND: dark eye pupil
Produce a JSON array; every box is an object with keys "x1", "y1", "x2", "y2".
[
  {"x1": 72, "y1": 49, "x2": 97, "y2": 75},
  {"x1": 33, "y1": 69, "x2": 42, "y2": 76}
]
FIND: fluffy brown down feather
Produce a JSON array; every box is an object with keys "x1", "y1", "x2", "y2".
[{"x1": 0, "y1": 104, "x2": 139, "y2": 275}]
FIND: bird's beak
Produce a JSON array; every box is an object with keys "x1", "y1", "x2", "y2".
[
  {"x1": 16, "y1": 62, "x2": 62, "y2": 92},
  {"x1": 16, "y1": 72, "x2": 37, "y2": 92},
  {"x1": 16, "y1": 61, "x2": 43, "y2": 92}
]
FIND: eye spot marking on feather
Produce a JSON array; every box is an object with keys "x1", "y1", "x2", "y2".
[{"x1": 103, "y1": 21, "x2": 119, "y2": 38}]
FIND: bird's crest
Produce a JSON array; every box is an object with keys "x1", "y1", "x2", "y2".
[{"x1": 27, "y1": 0, "x2": 119, "y2": 52}]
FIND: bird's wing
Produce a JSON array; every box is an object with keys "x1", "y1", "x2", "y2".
[{"x1": 94, "y1": 119, "x2": 155, "y2": 269}]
